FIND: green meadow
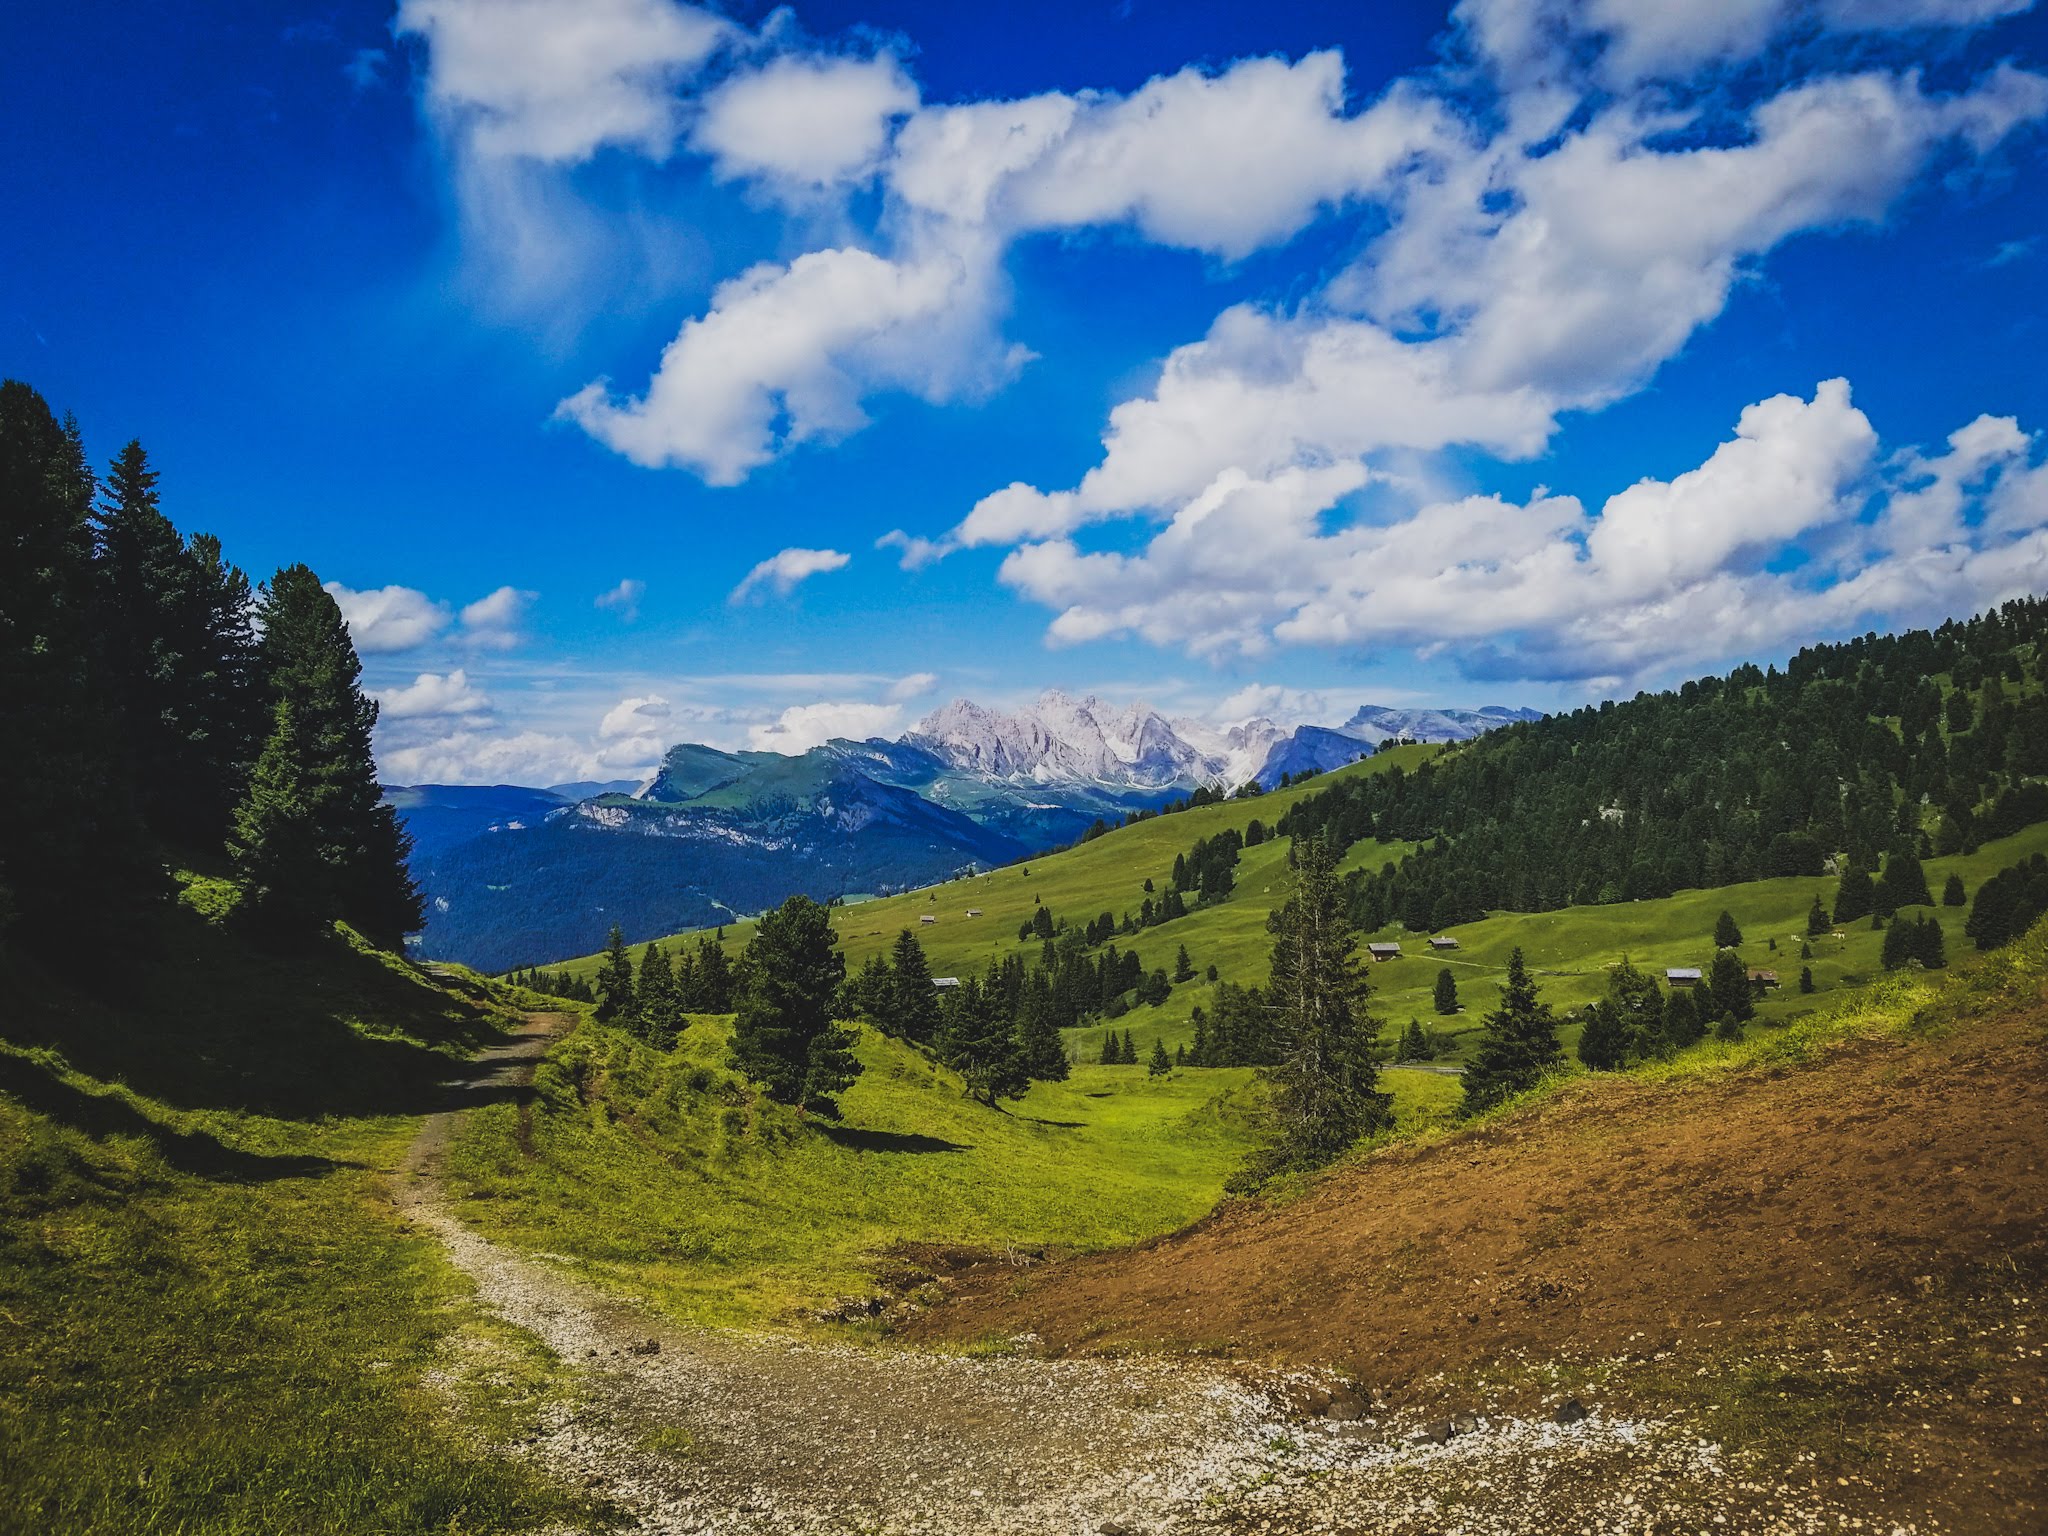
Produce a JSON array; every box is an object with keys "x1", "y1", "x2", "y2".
[
  {"x1": 0, "y1": 874, "x2": 587, "y2": 1536},
  {"x1": 445, "y1": 1007, "x2": 1465, "y2": 1327}
]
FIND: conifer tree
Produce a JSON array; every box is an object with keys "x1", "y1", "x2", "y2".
[
  {"x1": 1121, "y1": 1028, "x2": 1136, "y2": 1064},
  {"x1": 1603, "y1": 955, "x2": 1665, "y2": 1059},
  {"x1": 1016, "y1": 987, "x2": 1070, "y2": 1083},
  {"x1": 1098, "y1": 1029, "x2": 1121, "y2": 1065},
  {"x1": 1398, "y1": 1018, "x2": 1431, "y2": 1062},
  {"x1": 1914, "y1": 915, "x2": 1948, "y2": 969},
  {"x1": 1876, "y1": 851, "x2": 1932, "y2": 915},
  {"x1": 1662, "y1": 986, "x2": 1705, "y2": 1048},
  {"x1": 636, "y1": 941, "x2": 680, "y2": 1048},
  {"x1": 229, "y1": 565, "x2": 420, "y2": 947},
  {"x1": 939, "y1": 973, "x2": 1029, "y2": 1105},
  {"x1": 0, "y1": 382, "x2": 137, "y2": 937},
  {"x1": 1806, "y1": 893, "x2": 1832, "y2": 934},
  {"x1": 1433, "y1": 966, "x2": 1459, "y2": 1015},
  {"x1": 885, "y1": 928, "x2": 942, "y2": 1043},
  {"x1": 1799, "y1": 965, "x2": 1816, "y2": 994},
  {"x1": 1576, "y1": 999, "x2": 1628, "y2": 1070},
  {"x1": 1707, "y1": 947, "x2": 1755, "y2": 1022},
  {"x1": 1174, "y1": 944, "x2": 1195, "y2": 983},
  {"x1": 1189, "y1": 1007, "x2": 1210, "y2": 1065},
  {"x1": 1245, "y1": 835, "x2": 1390, "y2": 1180},
  {"x1": 1148, "y1": 1037, "x2": 1171, "y2": 1076},
  {"x1": 1942, "y1": 873, "x2": 1967, "y2": 906},
  {"x1": 595, "y1": 924, "x2": 637, "y2": 1024},
  {"x1": 1714, "y1": 1010, "x2": 1744, "y2": 1042},
  {"x1": 1713, "y1": 909, "x2": 1744, "y2": 948},
  {"x1": 1834, "y1": 862, "x2": 1875, "y2": 924},
  {"x1": 692, "y1": 935, "x2": 735, "y2": 1011},
  {"x1": 729, "y1": 895, "x2": 854, "y2": 1115},
  {"x1": 1462, "y1": 948, "x2": 1561, "y2": 1115}
]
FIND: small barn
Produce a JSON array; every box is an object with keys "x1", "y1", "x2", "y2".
[
  {"x1": 932, "y1": 976, "x2": 961, "y2": 990},
  {"x1": 1428, "y1": 935, "x2": 1459, "y2": 950},
  {"x1": 1666, "y1": 967, "x2": 1702, "y2": 988},
  {"x1": 919, "y1": 914, "x2": 936, "y2": 925},
  {"x1": 1748, "y1": 968, "x2": 1781, "y2": 989},
  {"x1": 1367, "y1": 942, "x2": 1403, "y2": 962},
  {"x1": 965, "y1": 908, "x2": 982, "y2": 917}
]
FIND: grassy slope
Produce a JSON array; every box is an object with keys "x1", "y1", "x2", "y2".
[
  {"x1": 0, "y1": 876, "x2": 584, "y2": 1536},
  {"x1": 447, "y1": 1010, "x2": 1465, "y2": 1328},
  {"x1": 552, "y1": 736, "x2": 2048, "y2": 1068}
]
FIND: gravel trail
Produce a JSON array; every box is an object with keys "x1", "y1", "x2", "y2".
[{"x1": 394, "y1": 1014, "x2": 1854, "y2": 1535}]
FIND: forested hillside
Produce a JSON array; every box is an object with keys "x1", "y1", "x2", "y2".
[{"x1": 1279, "y1": 603, "x2": 2048, "y2": 931}]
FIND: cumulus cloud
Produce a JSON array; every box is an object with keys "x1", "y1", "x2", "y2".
[
  {"x1": 395, "y1": 0, "x2": 731, "y2": 164},
  {"x1": 325, "y1": 582, "x2": 451, "y2": 653},
  {"x1": 728, "y1": 546, "x2": 852, "y2": 603},
  {"x1": 599, "y1": 693, "x2": 672, "y2": 739},
  {"x1": 1213, "y1": 683, "x2": 1344, "y2": 728},
  {"x1": 375, "y1": 669, "x2": 493, "y2": 719},
  {"x1": 996, "y1": 380, "x2": 2048, "y2": 681},
  {"x1": 458, "y1": 586, "x2": 534, "y2": 649},
  {"x1": 887, "y1": 671, "x2": 938, "y2": 701},
  {"x1": 380, "y1": 728, "x2": 602, "y2": 787},
  {"x1": 746, "y1": 700, "x2": 904, "y2": 753},
  {"x1": 594, "y1": 577, "x2": 646, "y2": 619},
  {"x1": 694, "y1": 53, "x2": 918, "y2": 194}
]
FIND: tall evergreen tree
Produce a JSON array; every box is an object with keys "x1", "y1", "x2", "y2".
[
  {"x1": 1461, "y1": 948, "x2": 1562, "y2": 1115},
  {"x1": 1173, "y1": 944, "x2": 1195, "y2": 982},
  {"x1": 1433, "y1": 966, "x2": 1459, "y2": 1015},
  {"x1": 1875, "y1": 851, "x2": 1933, "y2": 915},
  {"x1": 1016, "y1": 985, "x2": 1070, "y2": 1082},
  {"x1": 1662, "y1": 985, "x2": 1705, "y2": 1048},
  {"x1": 1707, "y1": 947, "x2": 1755, "y2": 1022},
  {"x1": 729, "y1": 895, "x2": 855, "y2": 1115},
  {"x1": 1398, "y1": 1018, "x2": 1431, "y2": 1062},
  {"x1": 636, "y1": 941, "x2": 680, "y2": 1048},
  {"x1": 692, "y1": 935, "x2": 735, "y2": 1011},
  {"x1": 938, "y1": 972, "x2": 1029, "y2": 1105},
  {"x1": 229, "y1": 566, "x2": 420, "y2": 947},
  {"x1": 1942, "y1": 873, "x2": 1967, "y2": 906},
  {"x1": 1098, "y1": 1029, "x2": 1122, "y2": 1065},
  {"x1": 1713, "y1": 909, "x2": 1744, "y2": 948},
  {"x1": 1576, "y1": 999, "x2": 1628, "y2": 1071},
  {"x1": 1245, "y1": 835, "x2": 1391, "y2": 1180},
  {"x1": 0, "y1": 382, "x2": 138, "y2": 937},
  {"x1": 595, "y1": 924, "x2": 637, "y2": 1024},
  {"x1": 1834, "y1": 862, "x2": 1876, "y2": 924},
  {"x1": 1806, "y1": 893, "x2": 1832, "y2": 934},
  {"x1": 1148, "y1": 1037, "x2": 1172, "y2": 1076},
  {"x1": 885, "y1": 928, "x2": 942, "y2": 1043}
]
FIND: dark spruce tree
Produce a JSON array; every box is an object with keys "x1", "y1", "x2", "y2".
[
  {"x1": 595, "y1": 924, "x2": 637, "y2": 1024},
  {"x1": 1942, "y1": 873, "x2": 1967, "y2": 906},
  {"x1": 1576, "y1": 999, "x2": 1628, "y2": 1071},
  {"x1": 1239, "y1": 835, "x2": 1390, "y2": 1184},
  {"x1": 1707, "y1": 948, "x2": 1755, "y2": 1023},
  {"x1": 886, "y1": 928, "x2": 942, "y2": 1043},
  {"x1": 1662, "y1": 985, "x2": 1705, "y2": 1048},
  {"x1": 0, "y1": 381, "x2": 139, "y2": 938},
  {"x1": 636, "y1": 941, "x2": 680, "y2": 1049},
  {"x1": 1806, "y1": 893, "x2": 1832, "y2": 935},
  {"x1": 729, "y1": 895, "x2": 856, "y2": 1116},
  {"x1": 1461, "y1": 948, "x2": 1561, "y2": 1115},
  {"x1": 229, "y1": 566, "x2": 420, "y2": 948},
  {"x1": 1148, "y1": 1037, "x2": 1171, "y2": 1076},
  {"x1": 1398, "y1": 1019, "x2": 1431, "y2": 1062},
  {"x1": 1834, "y1": 863, "x2": 1876, "y2": 924},
  {"x1": 1433, "y1": 966, "x2": 1459, "y2": 1015},
  {"x1": 1799, "y1": 965, "x2": 1816, "y2": 994},
  {"x1": 1713, "y1": 910, "x2": 1744, "y2": 948}
]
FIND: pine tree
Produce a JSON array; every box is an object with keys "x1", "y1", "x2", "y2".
[
  {"x1": 1662, "y1": 986, "x2": 1704, "y2": 1048},
  {"x1": 1121, "y1": 1029, "x2": 1136, "y2": 1065},
  {"x1": 693, "y1": 936, "x2": 735, "y2": 1011},
  {"x1": 1016, "y1": 987, "x2": 1069, "y2": 1083},
  {"x1": 1912, "y1": 914, "x2": 1948, "y2": 970},
  {"x1": 1834, "y1": 862, "x2": 1875, "y2": 924},
  {"x1": 1799, "y1": 965, "x2": 1815, "y2": 994},
  {"x1": 1461, "y1": 949, "x2": 1562, "y2": 1114},
  {"x1": 1433, "y1": 966, "x2": 1459, "y2": 1015},
  {"x1": 729, "y1": 895, "x2": 854, "y2": 1115},
  {"x1": 1876, "y1": 851, "x2": 1932, "y2": 915},
  {"x1": 1714, "y1": 1010, "x2": 1744, "y2": 1042},
  {"x1": 1576, "y1": 1000, "x2": 1628, "y2": 1070},
  {"x1": 1942, "y1": 873, "x2": 1967, "y2": 907},
  {"x1": 1246, "y1": 835, "x2": 1390, "y2": 1180},
  {"x1": 1707, "y1": 947, "x2": 1754, "y2": 1022},
  {"x1": 0, "y1": 382, "x2": 138, "y2": 938},
  {"x1": 1806, "y1": 893, "x2": 1832, "y2": 935},
  {"x1": 595, "y1": 924, "x2": 637, "y2": 1024},
  {"x1": 1098, "y1": 1029, "x2": 1121, "y2": 1065},
  {"x1": 636, "y1": 941, "x2": 680, "y2": 1048},
  {"x1": 938, "y1": 972, "x2": 1029, "y2": 1105},
  {"x1": 1398, "y1": 1019, "x2": 1431, "y2": 1062},
  {"x1": 884, "y1": 928, "x2": 942, "y2": 1043},
  {"x1": 1148, "y1": 1037, "x2": 1171, "y2": 1076},
  {"x1": 1603, "y1": 955, "x2": 1665, "y2": 1059},
  {"x1": 1713, "y1": 909, "x2": 1744, "y2": 948},
  {"x1": 1173, "y1": 944, "x2": 1195, "y2": 983},
  {"x1": 1174, "y1": 1043, "x2": 1187, "y2": 1066},
  {"x1": 229, "y1": 566, "x2": 420, "y2": 947}
]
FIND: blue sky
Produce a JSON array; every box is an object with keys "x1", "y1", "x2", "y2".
[{"x1": 5, "y1": 0, "x2": 2046, "y2": 784}]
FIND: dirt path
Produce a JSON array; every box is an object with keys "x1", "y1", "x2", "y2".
[{"x1": 395, "y1": 1014, "x2": 1854, "y2": 1535}]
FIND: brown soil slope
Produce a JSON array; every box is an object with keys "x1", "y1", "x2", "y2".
[{"x1": 912, "y1": 989, "x2": 2048, "y2": 1516}]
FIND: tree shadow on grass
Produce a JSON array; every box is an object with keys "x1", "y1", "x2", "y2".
[
  {"x1": 817, "y1": 1124, "x2": 970, "y2": 1155},
  {"x1": 0, "y1": 1052, "x2": 346, "y2": 1183},
  {"x1": 1015, "y1": 1116, "x2": 1085, "y2": 1129}
]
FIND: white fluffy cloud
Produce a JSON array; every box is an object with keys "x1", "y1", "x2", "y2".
[
  {"x1": 380, "y1": 728, "x2": 602, "y2": 787},
  {"x1": 396, "y1": 0, "x2": 731, "y2": 163},
  {"x1": 599, "y1": 693, "x2": 672, "y2": 739},
  {"x1": 594, "y1": 577, "x2": 645, "y2": 619},
  {"x1": 694, "y1": 53, "x2": 918, "y2": 193},
  {"x1": 728, "y1": 546, "x2": 852, "y2": 603},
  {"x1": 746, "y1": 700, "x2": 904, "y2": 753},
  {"x1": 997, "y1": 379, "x2": 2048, "y2": 681},
  {"x1": 375, "y1": 669, "x2": 492, "y2": 719},
  {"x1": 458, "y1": 586, "x2": 534, "y2": 649},
  {"x1": 887, "y1": 671, "x2": 938, "y2": 701},
  {"x1": 325, "y1": 582, "x2": 451, "y2": 653}
]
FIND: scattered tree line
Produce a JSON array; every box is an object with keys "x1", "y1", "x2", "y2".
[
  {"x1": 0, "y1": 379, "x2": 418, "y2": 952},
  {"x1": 1966, "y1": 853, "x2": 2048, "y2": 950},
  {"x1": 1275, "y1": 601, "x2": 2048, "y2": 933},
  {"x1": 505, "y1": 966, "x2": 597, "y2": 1004},
  {"x1": 592, "y1": 926, "x2": 740, "y2": 1042}
]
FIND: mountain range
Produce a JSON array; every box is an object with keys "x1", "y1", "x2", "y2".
[{"x1": 395, "y1": 692, "x2": 1540, "y2": 970}]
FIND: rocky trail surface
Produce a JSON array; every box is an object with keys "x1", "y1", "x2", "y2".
[{"x1": 388, "y1": 1012, "x2": 1884, "y2": 1535}]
